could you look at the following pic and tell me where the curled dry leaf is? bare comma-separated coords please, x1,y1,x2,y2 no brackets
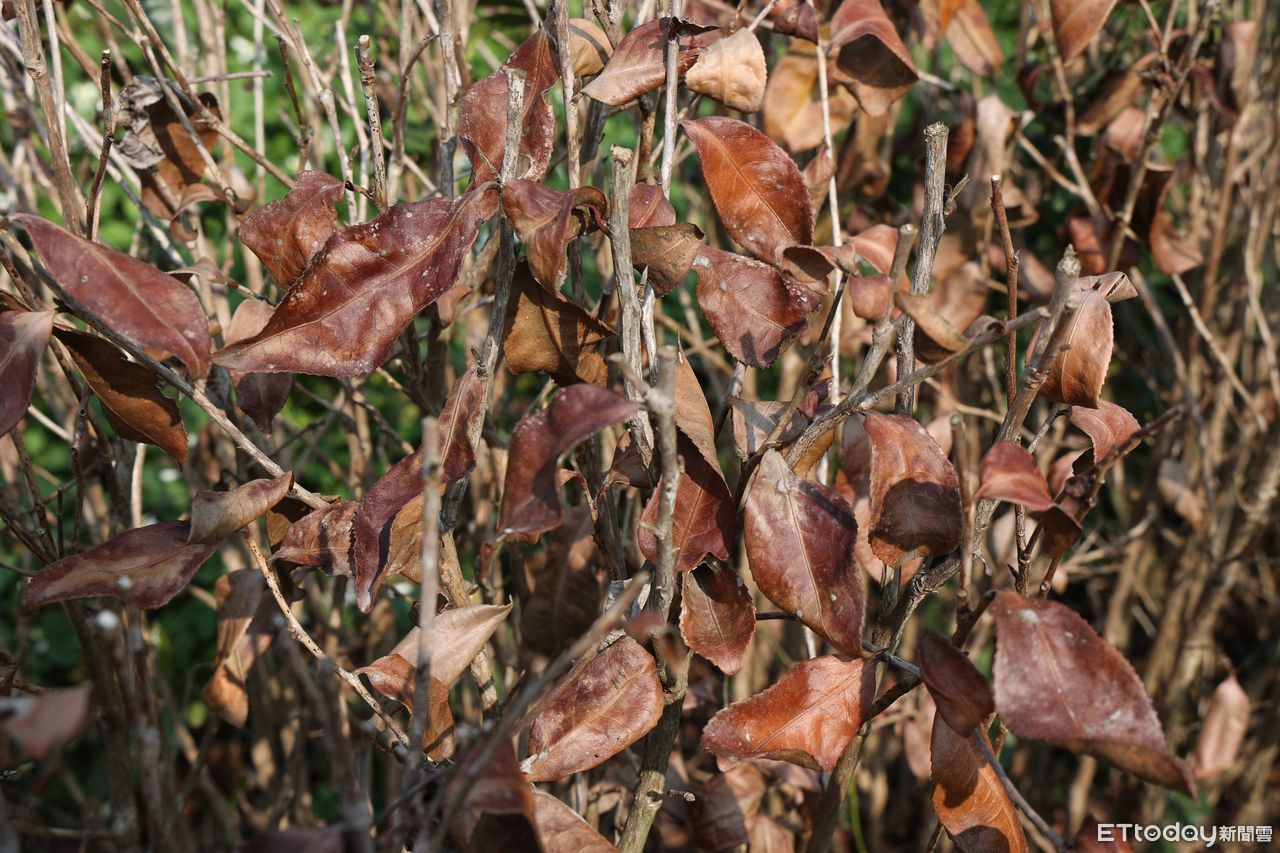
685,28,767,113
1194,674,1249,779
802,147,836,217
930,718,1030,853
919,633,994,736
974,442,1056,511
991,590,1194,794
355,653,455,756
864,412,963,567
202,570,275,727
502,180,607,289
946,0,1004,78
694,246,821,368
523,635,663,782
458,30,559,184
579,18,712,106
0,309,54,436
628,183,677,228
829,0,919,117
895,291,972,362
568,18,612,77
1068,400,1140,471
701,655,875,773
532,791,617,852
764,44,858,153
744,449,864,656
499,385,639,540
238,170,344,286
214,186,498,378
224,297,292,434
680,563,756,675
638,434,736,573
683,116,813,263
187,472,293,545
273,501,357,577
848,275,893,322
56,328,189,466
502,262,614,386
3,685,94,761
15,214,211,379
1034,288,1114,408
774,2,819,42
24,521,218,611
1050,0,1119,64
629,223,704,295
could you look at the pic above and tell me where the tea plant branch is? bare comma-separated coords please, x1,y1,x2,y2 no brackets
86,50,115,242
810,0,846,402
355,36,388,211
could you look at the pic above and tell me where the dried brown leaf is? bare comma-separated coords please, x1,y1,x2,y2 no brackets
919,633,994,735
685,28,767,113
239,170,344,286
930,718,1029,853
830,0,919,116
680,563,756,675
188,472,293,545
0,309,54,436
1194,674,1249,779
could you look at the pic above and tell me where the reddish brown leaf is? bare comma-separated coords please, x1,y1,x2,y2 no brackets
774,2,819,42
499,385,639,541
579,19,712,106
895,291,973,362
690,764,765,851
354,654,454,757
864,412,963,567
24,521,218,611
1035,289,1114,408
829,0,919,116
919,633,994,736
444,739,540,850
1068,400,1139,472
503,180,607,289
763,45,858,153
202,570,275,727
991,590,1194,793
701,655,874,773
1194,674,1249,779
974,442,1056,511
502,263,614,386
685,28,767,113
947,0,1004,78
694,246,821,368
683,117,813,263
0,309,53,435
188,472,293,545
3,685,93,761
630,223,704,296
680,563,756,675
522,635,663,781
930,718,1029,853
224,297,292,434
239,170,344,286
213,185,498,378
628,183,677,228
458,30,559,184
1050,0,1119,63
802,147,836,217
273,501,357,577
743,449,864,656
532,791,617,852
639,434,736,572
14,214,210,379
521,506,603,658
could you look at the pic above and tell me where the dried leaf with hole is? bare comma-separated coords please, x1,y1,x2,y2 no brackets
864,412,963,567
0,309,54,436
919,633,994,735
224,297,292,434
24,521,218,611
239,170,344,286
1194,674,1249,779
764,44,858,153
701,655,874,773
685,28,767,113
187,473,293,545
15,214,211,379
579,18,713,106
213,186,498,378
829,0,919,116
680,563,756,675
522,635,663,781
930,718,1029,853
683,116,813,263
1034,288,1114,408
502,180,606,289
744,449,864,656
502,263,614,386
991,591,1194,793
3,685,94,761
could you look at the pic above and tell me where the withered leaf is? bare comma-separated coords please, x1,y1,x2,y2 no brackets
523,635,663,782
919,633,994,736
1068,400,1139,471
0,309,54,436
830,0,919,116
701,655,874,773
15,214,210,379
683,116,813,263
532,791,617,852
354,654,455,757
502,180,606,289
774,2,819,42
680,563,756,675
3,685,93,761
638,434,736,573
568,18,613,77
744,449,864,656
930,718,1029,853
579,18,712,106
188,472,293,545
864,412,963,567
214,186,498,378
224,297,291,434
1157,459,1206,531
1035,289,1114,408
202,570,275,727
521,506,602,658
685,28,767,113
239,170,344,286
628,183,677,228
1050,0,1119,63
24,521,218,611
502,262,614,386
974,442,1056,512
630,223,704,296
1194,674,1249,779
498,385,639,541
947,0,1004,78
690,764,765,851
694,246,821,368
459,30,559,184
763,45,858,153
273,501,357,577
803,147,836,217
444,739,541,850
991,590,1194,793
895,291,973,362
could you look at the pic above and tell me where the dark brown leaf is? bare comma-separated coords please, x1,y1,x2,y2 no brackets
991,590,1194,793
701,655,874,772
744,449,864,656
188,472,293,545
521,506,603,658
15,214,210,379
680,563,756,675
502,262,614,386
774,2,819,42
24,521,218,611
830,0,919,116
239,170,344,286
638,434,736,573
213,185,498,378
0,309,54,436
919,633,994,736
224,296,292,434
502,180,607,289
930,718,1029,853
444,739,541,850
690,764,765,851
523,636,663,781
